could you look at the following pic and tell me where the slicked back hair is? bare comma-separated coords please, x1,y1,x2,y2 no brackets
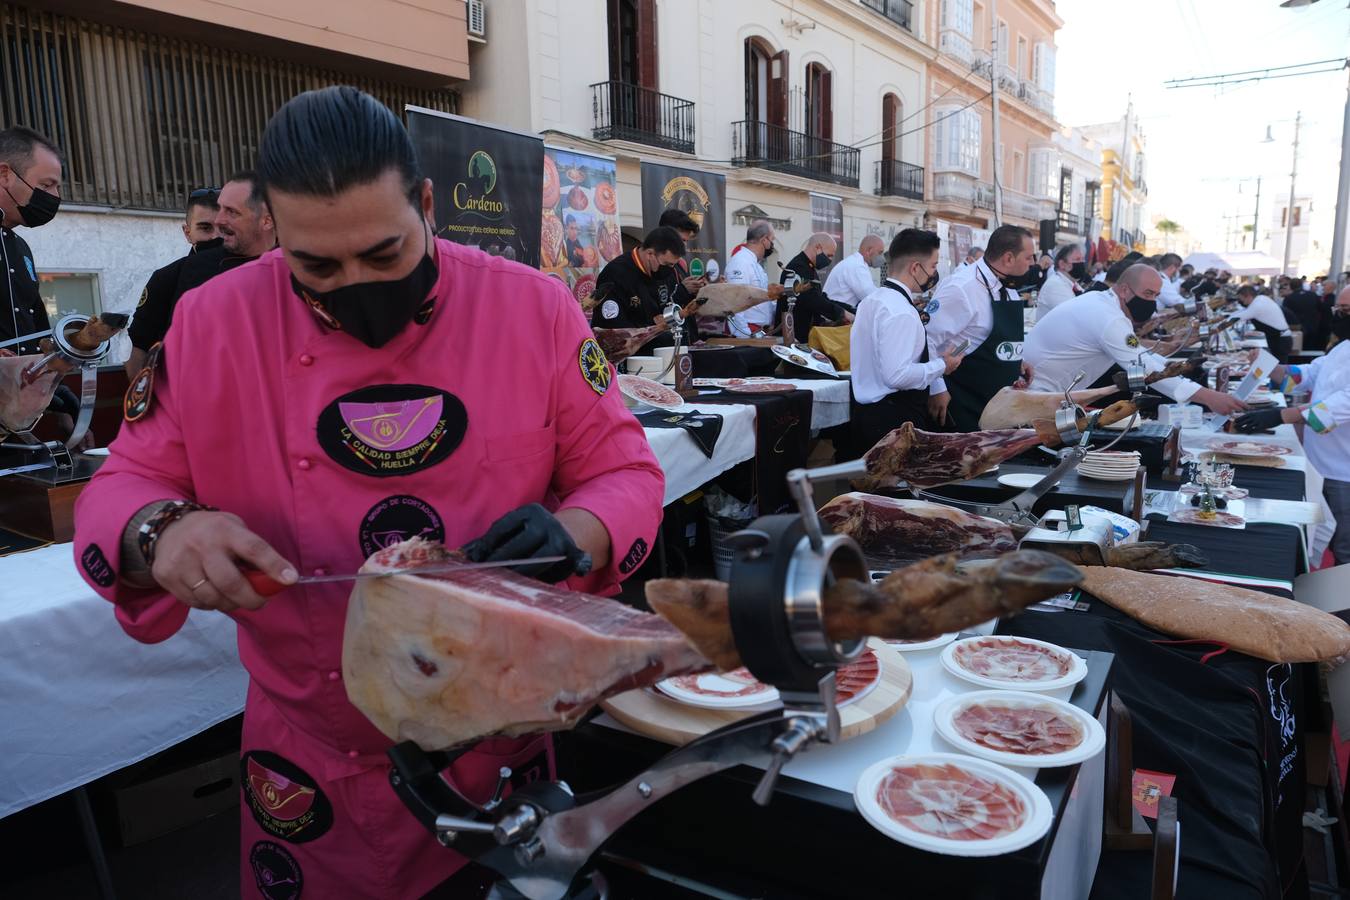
986,225,1032,262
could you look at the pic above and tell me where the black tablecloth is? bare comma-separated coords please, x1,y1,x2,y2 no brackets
694,389,813,515
688,346,779,379
0,527,46,557
1231,466,1306,502
1144,519,1304,589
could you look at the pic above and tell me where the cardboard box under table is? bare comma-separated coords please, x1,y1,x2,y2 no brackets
563,645,1114,899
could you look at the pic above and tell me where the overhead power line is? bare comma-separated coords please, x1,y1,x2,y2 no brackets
1164,57,1347,89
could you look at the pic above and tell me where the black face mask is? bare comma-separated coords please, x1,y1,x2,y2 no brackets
5,170,60,228
291,225,438,348
813,252,832,270
986,261,1021,290
915,262,940,293
763,242,776,259
1126,293,1157,325
1069,262,1089,281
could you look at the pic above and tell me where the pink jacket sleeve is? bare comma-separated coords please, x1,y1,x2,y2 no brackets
72,318,197,643
546,286,665,594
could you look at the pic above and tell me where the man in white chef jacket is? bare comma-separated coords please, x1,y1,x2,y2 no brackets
1231,284,1294,363
1024,264,1248,414
850,228,965,454
823,234,885,312
1236,287,1350,562
724,219,776,337
1035,243,1085,321
1155,253,1186,312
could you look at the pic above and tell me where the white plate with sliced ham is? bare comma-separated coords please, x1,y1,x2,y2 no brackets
655,648,883,711
886,632,959,653
617,374,684,411
854,753,1053,856
933,691,1105,769
941,635,1087,693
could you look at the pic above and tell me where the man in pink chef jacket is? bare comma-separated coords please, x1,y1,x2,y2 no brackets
72,86,665,899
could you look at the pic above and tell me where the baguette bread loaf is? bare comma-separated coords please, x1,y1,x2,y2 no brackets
1079,566,1350,664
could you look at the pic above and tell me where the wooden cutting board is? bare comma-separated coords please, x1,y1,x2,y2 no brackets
600,639,912,746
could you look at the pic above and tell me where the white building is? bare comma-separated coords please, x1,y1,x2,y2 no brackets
1268,193,1331,277
1078,104,1148,251
458,0,937,265
1049,125,1102,249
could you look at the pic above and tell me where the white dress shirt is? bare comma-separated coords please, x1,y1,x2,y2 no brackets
925,258,1014,396
1035,269,1079,321
1294,339,1350,481
1156,273,1184,311
1235,295,1291,335
724,245,773,336
822,251,877,310
851,279,947,404
1023,289,1202,403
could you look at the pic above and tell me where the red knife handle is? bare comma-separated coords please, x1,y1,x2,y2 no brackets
244,568,289,597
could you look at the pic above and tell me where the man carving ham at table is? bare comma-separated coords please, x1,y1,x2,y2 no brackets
71,86,664,899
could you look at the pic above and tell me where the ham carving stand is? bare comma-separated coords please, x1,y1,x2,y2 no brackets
388,490,869,900
0,313,122,477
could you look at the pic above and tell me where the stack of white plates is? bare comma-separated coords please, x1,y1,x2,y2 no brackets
1076,450,1140,482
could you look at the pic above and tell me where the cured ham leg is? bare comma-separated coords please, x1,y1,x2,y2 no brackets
820,493,1017,565
1110,357,1200,393
979,386,1118,430
592,324,668,363
646,550,1083,671
857,423,1044,490
694,282,791,317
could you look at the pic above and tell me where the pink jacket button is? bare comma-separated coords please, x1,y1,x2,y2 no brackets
328,670,340,682
313,567,329,577
297,458,312,471
299,353,314,366
347,750,358,759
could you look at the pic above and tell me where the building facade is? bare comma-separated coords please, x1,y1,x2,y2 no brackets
922,0,1062,267
1,0,464,362
1050,124,1101,249
459,0,937,272
1079,104,1148,253
1268,193,1332,277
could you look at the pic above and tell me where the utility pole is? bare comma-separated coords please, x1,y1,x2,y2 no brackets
1252,176,1261,251
1330,65,1350,285
989,0,1003,226
1282,111,1301,276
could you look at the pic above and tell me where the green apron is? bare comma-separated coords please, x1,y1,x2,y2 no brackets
944,270,1025,431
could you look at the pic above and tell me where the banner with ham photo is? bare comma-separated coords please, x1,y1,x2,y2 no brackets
541,147,620,311
406,107,544,267
640,162,725,283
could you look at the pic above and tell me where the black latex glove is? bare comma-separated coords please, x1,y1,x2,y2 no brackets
1231,408,1285,434
462,503,592,583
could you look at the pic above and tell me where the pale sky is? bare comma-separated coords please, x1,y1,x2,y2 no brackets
1053,0,1349,255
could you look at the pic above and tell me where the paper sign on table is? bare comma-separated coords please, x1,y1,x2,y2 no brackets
1206,349,1278,432
1132,769,1177,820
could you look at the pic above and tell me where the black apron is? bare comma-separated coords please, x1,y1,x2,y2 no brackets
1248,316,1292,364
850,281,932,457
943,269,1025,431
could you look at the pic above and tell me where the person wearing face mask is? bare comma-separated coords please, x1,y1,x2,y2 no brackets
1155,253,1186,312
72,86,664,899
849,229,964,452
823,234,885,312
126,173,278,377
1034,243,1086,321
0,127,62,359
924,224,1038,431
592,225,688,350
125,188,220,378
776,232,852,343
724,219,776,336
1024,264,1248,415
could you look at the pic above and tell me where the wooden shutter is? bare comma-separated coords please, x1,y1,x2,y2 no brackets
637,0,659,90
820,68,833,144
606,0,622,82
768,49,789,128
882,94,897,162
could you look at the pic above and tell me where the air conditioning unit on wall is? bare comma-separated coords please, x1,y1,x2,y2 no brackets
468,0,486,38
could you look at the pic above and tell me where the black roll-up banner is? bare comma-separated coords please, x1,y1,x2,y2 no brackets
640,161,726,282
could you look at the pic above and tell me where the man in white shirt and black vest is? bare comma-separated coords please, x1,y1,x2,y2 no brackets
849,229,965,456
925,224,1037,431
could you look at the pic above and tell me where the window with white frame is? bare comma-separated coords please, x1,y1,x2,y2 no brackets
942,0,974,37
933,104,981,176
1033,42,1057,93
997,21,1009,66
1027,147,1059,199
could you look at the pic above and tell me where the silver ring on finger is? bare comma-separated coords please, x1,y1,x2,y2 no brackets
189,577,209,591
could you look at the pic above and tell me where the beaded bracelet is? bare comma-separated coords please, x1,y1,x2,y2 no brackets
137,500,218,569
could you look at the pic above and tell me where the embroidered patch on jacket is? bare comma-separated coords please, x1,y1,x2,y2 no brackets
617,537,649,575
1126,334,1140,348
578,338,612,395
80,543,115,587
315,384,467,477
413,296,435,325
240,750,334,844
124,342,164,422
249,840,304,900
359,495,446,557
1305,402,1336,434
137,286,148,309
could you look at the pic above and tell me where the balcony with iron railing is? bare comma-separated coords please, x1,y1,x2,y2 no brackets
591,81,695,154
995,63,1019,92
874,160,924,201
974,180,996,210
731,120,861,188
860,0,913,32
1016,81,1054,116
930,171,977,206
1118,227,1146,247
1056,209,1083,235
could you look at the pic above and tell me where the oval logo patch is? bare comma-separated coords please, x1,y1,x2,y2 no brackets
994,341,1024,362
249,840,304,900
359,495,446,557
240,750,333,844
316,384,466,477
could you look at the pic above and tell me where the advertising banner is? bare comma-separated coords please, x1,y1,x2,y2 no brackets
640,162,726,281
541,146,620,308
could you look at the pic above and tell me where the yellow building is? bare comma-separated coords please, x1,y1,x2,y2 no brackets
1080,105,1148,252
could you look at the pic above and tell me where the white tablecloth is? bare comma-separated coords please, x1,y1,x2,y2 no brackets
645,401,758,506
772,378,851,430
0,544,247,819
